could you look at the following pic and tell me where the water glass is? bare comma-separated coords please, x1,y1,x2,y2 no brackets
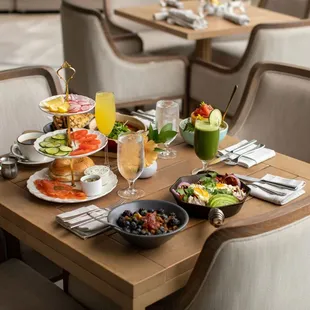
156,100,179,159
117,132,145,199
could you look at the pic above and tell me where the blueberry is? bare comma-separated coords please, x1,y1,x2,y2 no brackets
117,216,125,227
131,222,137,230
160,226,166,233
122,210,132,217
157,208,165,214
139,209,147,216
125,221,131,227
156,229,163,235
160,214,168,221
169,218,180,226
169,212,176,217
148,209,155,213
136,228,142,234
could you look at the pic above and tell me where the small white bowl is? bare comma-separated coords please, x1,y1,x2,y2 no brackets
84,165,110,185
80,175,102,197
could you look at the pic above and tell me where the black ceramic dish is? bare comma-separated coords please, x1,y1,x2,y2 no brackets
108,200,189,249
169,172,250,219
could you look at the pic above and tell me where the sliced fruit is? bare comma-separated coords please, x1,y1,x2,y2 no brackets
44,137,55,143
53,134,67,140
57,140,67,146
45,147,60,155
209,194,239,208
55,151,69,156
39,142,50,148
209,109,222,128
46,142,61,148
59,146,72,152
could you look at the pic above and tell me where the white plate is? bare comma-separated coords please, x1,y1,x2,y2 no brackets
17,157,54,165
34,129,107,159
27,168,118,203
39,94,95,116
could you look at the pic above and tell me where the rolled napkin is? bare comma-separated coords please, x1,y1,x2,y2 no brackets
168,9,208,30
153,11,169,21
166,0,184,9
248,175,306,205
56,205,110,239
223,12,250,25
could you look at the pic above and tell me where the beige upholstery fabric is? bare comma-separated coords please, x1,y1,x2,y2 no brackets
191,23,310,117
105,0,196,55
0,259,84,309
68,275,121,310
61,1,186,102
0,0,14,11
230,66,310,163
186,215,310,310
0,74,55,155
263,0,310,18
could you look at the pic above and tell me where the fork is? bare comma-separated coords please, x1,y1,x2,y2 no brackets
251,184,286,197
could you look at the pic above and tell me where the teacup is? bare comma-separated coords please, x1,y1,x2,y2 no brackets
11,132,46,162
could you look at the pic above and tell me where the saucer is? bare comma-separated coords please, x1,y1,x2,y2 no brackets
17,156,54,166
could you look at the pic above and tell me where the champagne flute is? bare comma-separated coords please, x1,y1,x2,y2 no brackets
95,92,116,167
192,119,219,175
156,100,179,159
117,132,145,199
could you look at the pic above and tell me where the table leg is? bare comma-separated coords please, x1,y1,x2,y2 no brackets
195,38,212,62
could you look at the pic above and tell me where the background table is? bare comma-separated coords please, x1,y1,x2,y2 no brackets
115,1,298,61
0,136,310,310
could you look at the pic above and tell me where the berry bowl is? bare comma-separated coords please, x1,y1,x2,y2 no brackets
107,200,189,249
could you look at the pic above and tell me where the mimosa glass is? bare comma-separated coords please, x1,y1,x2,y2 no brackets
192,119,219,175
117,132,145,199
156,100,179,159
95,92,116,167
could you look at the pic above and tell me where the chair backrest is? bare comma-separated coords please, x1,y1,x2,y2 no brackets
176,197,310,310
215,21,310,117
259,0,310,19
61,0,125,98
0,67,62,155
104,0,158,33
230,62,310,163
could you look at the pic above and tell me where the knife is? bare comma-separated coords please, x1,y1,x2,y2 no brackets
131,111,155,122
210,140,258,165
233,174,297,191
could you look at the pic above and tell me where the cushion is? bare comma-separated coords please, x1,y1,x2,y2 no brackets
0,259,84,310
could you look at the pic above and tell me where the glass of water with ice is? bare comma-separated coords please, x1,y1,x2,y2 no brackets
155,100,179,159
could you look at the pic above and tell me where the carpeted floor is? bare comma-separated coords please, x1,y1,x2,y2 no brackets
0,13,63,71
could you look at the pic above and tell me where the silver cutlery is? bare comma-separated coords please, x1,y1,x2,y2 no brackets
234,174,297,191
224,144,265,166
251,184,287,197
137,110,156,119
131,111,156,123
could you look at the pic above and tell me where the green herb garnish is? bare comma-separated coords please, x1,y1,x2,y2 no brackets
184,122,195,132
108,121,130,140
148,123,177,144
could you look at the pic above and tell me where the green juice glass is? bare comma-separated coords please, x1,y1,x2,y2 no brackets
192,120,219,175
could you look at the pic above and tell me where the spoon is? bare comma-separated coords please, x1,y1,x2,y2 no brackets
222,85,238,124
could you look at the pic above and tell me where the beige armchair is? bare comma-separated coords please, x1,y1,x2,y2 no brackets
190,21,310,119
0,66,63,280
104,0,196,56
230,62,310,163
65,197,310,310
61,0,189,114
212,0,310,68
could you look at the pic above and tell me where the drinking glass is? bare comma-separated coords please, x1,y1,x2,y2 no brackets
192,119,219,175
117,132,145,199
156,100,179,159
95,92,116,167
198,0,206,17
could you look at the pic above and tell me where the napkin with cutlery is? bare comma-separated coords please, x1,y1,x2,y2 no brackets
56,205,110,239
247,175,306,205
218,140,276,168
132,109,156,128
223,12,250,25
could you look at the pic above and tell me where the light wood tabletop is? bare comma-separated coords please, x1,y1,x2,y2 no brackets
115,1,298,61
0,135,309,310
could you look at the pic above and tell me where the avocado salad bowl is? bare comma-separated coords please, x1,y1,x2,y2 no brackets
170,171,250,218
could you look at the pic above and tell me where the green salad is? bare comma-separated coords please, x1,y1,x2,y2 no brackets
108,121,130,140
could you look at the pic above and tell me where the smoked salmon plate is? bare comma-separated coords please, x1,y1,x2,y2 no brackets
34,129,107,159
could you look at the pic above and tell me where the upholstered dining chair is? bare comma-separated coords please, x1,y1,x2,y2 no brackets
0,66,64,280
64,196,310,310
103,0,196,56
212,0,310,68
190,20,310,119
229,62,310,163
61,0,189,115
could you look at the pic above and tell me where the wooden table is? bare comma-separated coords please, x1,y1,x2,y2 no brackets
1,135,310,310
115,1,298,61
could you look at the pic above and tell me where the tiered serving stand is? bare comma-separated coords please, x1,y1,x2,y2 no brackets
27,62,118,203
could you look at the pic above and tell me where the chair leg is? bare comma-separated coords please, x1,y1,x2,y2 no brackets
63,269,70,294
3,230,22,260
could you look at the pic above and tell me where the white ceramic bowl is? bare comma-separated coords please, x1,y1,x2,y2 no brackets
84,165,110,185
80,175,102,197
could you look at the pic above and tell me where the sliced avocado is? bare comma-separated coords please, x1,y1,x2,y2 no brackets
209,194,239,208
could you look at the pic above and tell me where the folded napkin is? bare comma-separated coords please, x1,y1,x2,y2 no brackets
132,109,156,128
223,12,250,25
168,9,208,30
165,0,184,9
56,205,110,239
249,175,306,205
218,140,276,168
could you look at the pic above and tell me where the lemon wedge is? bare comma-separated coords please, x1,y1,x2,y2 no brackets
58,102,69,113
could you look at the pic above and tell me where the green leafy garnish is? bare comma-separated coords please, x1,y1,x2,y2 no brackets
148,123,177,145
199,176,216,189
184,122,195,132
108,121,130,140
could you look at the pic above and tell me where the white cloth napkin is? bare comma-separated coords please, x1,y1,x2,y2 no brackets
56,205,110,239
218,140,276,168
167,9,208,30
249,175,306,205
223,12,250,25
165,0,184,9
132,109,156,128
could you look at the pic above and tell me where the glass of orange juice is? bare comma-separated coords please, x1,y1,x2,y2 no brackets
95,92,116,167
